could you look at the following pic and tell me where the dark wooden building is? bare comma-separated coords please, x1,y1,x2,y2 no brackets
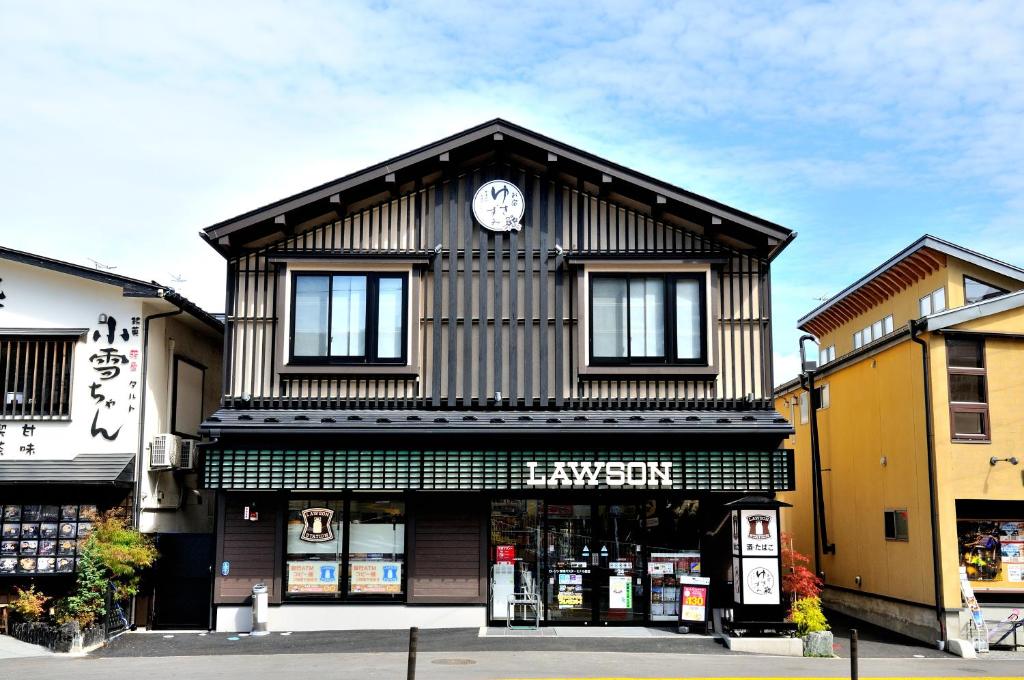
199,119,796,631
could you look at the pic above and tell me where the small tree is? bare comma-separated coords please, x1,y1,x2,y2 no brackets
781,532,822,601
9,584,49,622
55,510,157,628
789,596,830,636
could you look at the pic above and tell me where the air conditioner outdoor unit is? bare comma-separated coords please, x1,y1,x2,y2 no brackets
150,434,179,470
175,439,198,471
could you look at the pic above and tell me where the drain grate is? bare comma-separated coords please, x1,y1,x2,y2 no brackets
430,658,477,666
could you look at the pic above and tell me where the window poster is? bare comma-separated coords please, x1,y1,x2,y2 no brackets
680,576,711,623
958,519,1024,582
0,503,95,574
556,571,583,608
609,575,632,610
287,561,340,594
349,561,402,594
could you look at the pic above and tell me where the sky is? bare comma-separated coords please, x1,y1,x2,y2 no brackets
2,0,1023,385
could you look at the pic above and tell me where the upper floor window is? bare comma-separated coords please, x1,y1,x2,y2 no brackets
853,314,894,350
964,276,1008,305
1,335,75,420
291,272,407,364
590,273,705,365
919,288,946,317
818,345,835,366
946,336,988,441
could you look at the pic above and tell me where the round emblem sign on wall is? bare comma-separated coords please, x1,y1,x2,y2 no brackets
472,180,524,232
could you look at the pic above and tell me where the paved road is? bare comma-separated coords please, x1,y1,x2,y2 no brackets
1,650,1021,679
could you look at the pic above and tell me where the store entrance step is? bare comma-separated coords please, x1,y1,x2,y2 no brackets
478,626,703,638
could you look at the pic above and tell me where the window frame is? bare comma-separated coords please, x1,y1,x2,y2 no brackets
587,272,708,367
282,493,408,603
288,271,409,366
946,335,990,442
883,508,909,541
0,334,77,421
963,275,1008,305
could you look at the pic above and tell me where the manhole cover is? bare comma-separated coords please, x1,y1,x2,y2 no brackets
431,658,477,666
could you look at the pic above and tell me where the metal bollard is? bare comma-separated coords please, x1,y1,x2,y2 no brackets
407,626,418,680
850,628,858,680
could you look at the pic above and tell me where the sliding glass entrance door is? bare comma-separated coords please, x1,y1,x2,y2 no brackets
544,504,593,622
595,504,644,623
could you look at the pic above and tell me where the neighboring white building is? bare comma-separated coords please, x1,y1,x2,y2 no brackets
0,246,222,629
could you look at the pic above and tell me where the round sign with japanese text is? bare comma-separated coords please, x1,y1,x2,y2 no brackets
472,180,524,232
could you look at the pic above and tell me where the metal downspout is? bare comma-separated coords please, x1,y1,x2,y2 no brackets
910,319,948,645
799,335,835,573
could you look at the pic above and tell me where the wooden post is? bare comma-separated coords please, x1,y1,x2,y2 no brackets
850,628,858,680
407,626,419,680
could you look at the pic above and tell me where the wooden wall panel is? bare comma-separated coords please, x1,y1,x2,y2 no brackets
222,160,775,410
408,502,485,603
214,494,281,605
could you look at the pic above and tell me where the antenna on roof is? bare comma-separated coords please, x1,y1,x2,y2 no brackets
88,258,117,271
813,294,831,302
169,273,187,284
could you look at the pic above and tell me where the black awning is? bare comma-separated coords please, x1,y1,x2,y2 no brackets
202,408,793,437
0,453,135,485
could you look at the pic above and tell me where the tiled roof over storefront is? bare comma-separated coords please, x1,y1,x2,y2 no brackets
0,452,135,485
202,408,793,436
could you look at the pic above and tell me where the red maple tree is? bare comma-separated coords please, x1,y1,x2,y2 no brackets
781,532,822,600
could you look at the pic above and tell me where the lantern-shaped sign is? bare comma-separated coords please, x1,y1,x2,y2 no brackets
726,496,789,608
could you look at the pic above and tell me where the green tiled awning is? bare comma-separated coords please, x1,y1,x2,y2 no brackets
203,449,794,493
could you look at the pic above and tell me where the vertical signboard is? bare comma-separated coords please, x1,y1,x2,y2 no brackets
730,503,782,607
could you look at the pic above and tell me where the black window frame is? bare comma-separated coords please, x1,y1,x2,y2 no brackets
282,493,408,603
588,272,708,367
963,275,1009,305
883,508,909,541
288,271,409,366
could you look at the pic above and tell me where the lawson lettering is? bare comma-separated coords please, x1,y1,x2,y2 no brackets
525,461,672,487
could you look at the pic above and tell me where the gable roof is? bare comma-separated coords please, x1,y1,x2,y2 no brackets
798,235,1024,338
200,118,794,259
0,245,223,332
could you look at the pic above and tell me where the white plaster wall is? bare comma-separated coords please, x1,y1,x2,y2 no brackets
216,604,487,632
0,260,145,460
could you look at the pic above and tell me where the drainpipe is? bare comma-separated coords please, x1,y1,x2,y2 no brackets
799,335,835,573
909,319,947,646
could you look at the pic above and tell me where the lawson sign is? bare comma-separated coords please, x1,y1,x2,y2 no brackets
525,461,672,487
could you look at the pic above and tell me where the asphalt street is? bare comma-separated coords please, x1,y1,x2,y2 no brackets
2,649,1022,679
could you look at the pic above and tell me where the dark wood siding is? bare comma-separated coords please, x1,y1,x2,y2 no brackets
407,499,485,603
223,157,773,410
214,493,282,605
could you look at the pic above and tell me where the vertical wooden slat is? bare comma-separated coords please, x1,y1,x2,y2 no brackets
58,340,68,417
508,169,523,406
431,183,443,407
554,185,564,407
523,174,535,406
538,177,550,406
494,206,504,404
762,260,774,407
477,171,490,404
447,178,458,406
738,257,747,400
747,256,757,401
462,174,474,407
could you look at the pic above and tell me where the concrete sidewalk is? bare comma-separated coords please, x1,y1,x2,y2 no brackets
0,634,53,660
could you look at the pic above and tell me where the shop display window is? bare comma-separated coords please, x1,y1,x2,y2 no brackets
348,499,405,597
0,504,95,575
958,519,1024,584
285,499,344,597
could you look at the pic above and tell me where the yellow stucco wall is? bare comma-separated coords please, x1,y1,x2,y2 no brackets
928,306,1024,604
778,340,937,605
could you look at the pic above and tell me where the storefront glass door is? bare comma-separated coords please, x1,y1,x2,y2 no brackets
544,504,593,622
595,504,644,624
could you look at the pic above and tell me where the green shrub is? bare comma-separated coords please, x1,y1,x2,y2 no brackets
55,510,157,628
10,585,49,622
789,596,829,636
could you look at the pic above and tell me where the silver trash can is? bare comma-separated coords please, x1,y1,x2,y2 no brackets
251,583,270,636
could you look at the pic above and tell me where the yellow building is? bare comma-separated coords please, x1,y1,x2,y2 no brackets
776,235,1024,649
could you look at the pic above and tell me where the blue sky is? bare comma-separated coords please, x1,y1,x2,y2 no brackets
2,1,1022,383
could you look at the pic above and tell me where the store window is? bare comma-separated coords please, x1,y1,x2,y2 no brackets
290,272,407,364
883,509,909,541
348,499,405,597
958,518,1023,583
590,273,706,365
964,276,1008,305
1,335,76,419
946,336,989,441
285,499,344,597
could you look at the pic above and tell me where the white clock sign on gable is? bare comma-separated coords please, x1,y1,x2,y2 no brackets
472,180,524,232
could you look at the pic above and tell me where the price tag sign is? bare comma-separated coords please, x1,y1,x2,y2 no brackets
679,575,711,623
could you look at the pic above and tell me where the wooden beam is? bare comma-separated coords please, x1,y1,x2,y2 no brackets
493,132,504,141
274,215,286,225
329,194,341,204
601,173,613,184
547,152,558,162
439,151,450,162
384,172,396,183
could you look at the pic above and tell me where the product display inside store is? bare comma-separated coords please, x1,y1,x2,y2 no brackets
958,519,1024,584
